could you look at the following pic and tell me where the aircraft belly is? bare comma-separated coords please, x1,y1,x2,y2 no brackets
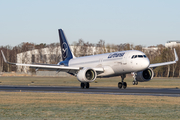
112,65,124,74
111,64,132,74
97,66,115,76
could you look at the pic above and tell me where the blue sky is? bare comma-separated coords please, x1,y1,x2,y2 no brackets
0,0,180,47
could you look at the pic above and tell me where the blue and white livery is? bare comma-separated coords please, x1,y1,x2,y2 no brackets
1,29,178,89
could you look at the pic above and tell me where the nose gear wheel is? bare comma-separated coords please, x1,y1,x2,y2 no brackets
132,72,138,85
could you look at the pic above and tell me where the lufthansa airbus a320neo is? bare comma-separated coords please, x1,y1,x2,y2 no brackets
1,29,178,89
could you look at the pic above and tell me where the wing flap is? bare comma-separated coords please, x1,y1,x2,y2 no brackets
17,63,80,71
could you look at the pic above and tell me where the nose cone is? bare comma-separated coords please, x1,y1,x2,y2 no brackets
141,58,150,69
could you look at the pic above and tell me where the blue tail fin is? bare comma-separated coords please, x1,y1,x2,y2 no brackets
58,29,75,62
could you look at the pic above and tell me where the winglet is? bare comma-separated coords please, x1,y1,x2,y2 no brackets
149,48,178,68
1,50,7,63
1,50,16,65
174,48,178,62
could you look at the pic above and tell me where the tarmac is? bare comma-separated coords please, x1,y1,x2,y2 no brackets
0,86,180,97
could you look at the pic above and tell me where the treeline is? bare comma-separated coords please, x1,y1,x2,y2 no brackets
1,40,180,77
0,42,48,72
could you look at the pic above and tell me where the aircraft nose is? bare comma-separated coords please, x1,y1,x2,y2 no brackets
141,58,150,69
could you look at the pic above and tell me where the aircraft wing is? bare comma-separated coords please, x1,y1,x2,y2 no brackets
149,48,178,68
1,50,104,74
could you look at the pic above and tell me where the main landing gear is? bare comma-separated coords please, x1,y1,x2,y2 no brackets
118,74,127,89
131,72,138,85
80,82,90,89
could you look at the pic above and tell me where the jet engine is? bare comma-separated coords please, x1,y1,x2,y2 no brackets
136,68,154,82
77,68,97,82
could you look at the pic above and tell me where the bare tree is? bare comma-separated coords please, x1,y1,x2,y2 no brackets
96,40,106,54
47,43,56,64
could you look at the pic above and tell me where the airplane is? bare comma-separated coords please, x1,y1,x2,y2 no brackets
1,29,179,89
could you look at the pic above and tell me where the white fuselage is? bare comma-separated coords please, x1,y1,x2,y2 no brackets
69,50,150,77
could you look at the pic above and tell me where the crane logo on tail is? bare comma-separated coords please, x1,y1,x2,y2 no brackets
62,42,68,59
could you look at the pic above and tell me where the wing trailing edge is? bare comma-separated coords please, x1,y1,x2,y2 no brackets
1,50,104,73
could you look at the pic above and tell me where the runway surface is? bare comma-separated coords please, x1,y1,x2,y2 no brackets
0,85,180,97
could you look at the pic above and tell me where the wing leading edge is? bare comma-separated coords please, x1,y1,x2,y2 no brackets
149,48,178,68
1,50,104,74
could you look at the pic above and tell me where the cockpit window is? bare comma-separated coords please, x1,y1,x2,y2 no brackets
138,55,143,58
131,55,147,59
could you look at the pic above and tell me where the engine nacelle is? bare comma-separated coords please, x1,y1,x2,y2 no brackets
136,68,154,82
77,68,97,82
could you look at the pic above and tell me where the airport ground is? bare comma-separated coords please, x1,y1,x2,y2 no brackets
0,76,180,88
0,76,180,119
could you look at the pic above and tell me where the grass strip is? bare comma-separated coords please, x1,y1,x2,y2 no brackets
0,91,180,120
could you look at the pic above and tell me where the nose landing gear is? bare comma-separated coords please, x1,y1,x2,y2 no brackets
132,72,138,85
